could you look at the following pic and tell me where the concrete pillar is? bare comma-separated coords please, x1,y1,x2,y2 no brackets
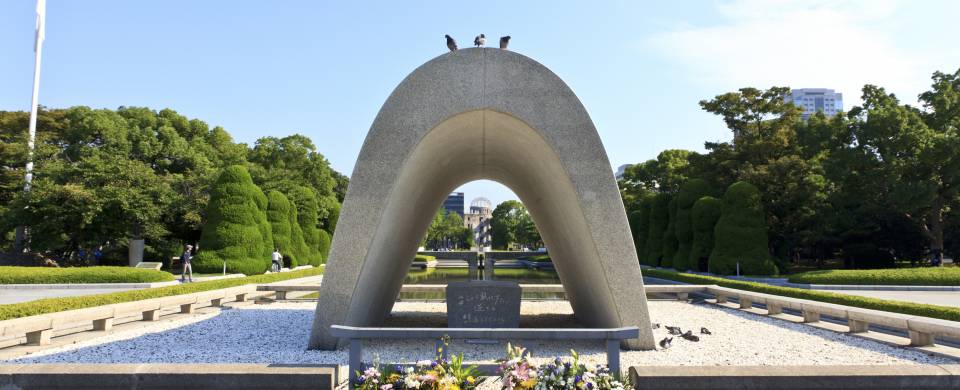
25,329,51,346
739,298,753,309
766,303,782,315
211,298,223,307
236,293,247,302
676,292,688,301
142,310,160,322
128,239,145,267
848,319,868,333
93,318,113,331
909,330,934,347
802,310,820,323
716,294,728,304
180,304,194,314
467,258,478,280
483,258,495,280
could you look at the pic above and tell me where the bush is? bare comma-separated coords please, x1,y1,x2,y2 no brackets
788,267,960,286
673,179,712,271
287,185,324,266
0,266,175,284
0,268,323,321
644,194,671,266
266,190,311,268
642,268,960,322
709,181,777,275
193,166,273,275
688,196,722,272
661,197,679,267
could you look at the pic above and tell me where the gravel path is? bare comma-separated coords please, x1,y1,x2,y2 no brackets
5,301,953,368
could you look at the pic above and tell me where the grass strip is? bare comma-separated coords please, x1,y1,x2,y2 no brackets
0,268,323,321
0,266,175,284
787,267,960,286
643,268,960,322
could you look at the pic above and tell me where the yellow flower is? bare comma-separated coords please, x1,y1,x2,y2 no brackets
520,379,537,389
466,376,475,384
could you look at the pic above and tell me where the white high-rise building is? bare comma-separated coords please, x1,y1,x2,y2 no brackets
789,88,843,119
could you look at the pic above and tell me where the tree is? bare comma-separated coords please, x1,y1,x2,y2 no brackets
514,209,542,249
644,194,671,266
317,229,332,262
673,179,713,271
689,196,721,272
491,200,523,249
710,181,777,275
194,166,273,274
661,197,679,268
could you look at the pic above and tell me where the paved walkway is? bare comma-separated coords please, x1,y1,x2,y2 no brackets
819,289,960,308
0,287,145,304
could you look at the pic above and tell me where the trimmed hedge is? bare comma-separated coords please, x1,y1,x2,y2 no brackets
710,181,777,275
266,190,311,268
788,267,960,286
688,196,721,272
642,268,960,322
0,266,175,284
287,185,324,266
673,179,712,271
194,165,273,275
661,197,679,267
0,268,323,321
318,229,332,263
631,196,653,263
644,194,670,266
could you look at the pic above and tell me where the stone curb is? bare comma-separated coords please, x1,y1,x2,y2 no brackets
0,281,181,290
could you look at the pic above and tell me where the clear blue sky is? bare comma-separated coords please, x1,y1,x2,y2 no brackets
2,0,958,209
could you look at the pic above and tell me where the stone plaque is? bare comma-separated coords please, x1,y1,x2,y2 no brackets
446,280,521,328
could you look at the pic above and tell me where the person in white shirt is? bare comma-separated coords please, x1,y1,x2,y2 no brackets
271,248,283,272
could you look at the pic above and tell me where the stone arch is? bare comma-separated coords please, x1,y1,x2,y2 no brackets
310,48,655,350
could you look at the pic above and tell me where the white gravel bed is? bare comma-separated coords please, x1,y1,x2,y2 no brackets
4,301,953,368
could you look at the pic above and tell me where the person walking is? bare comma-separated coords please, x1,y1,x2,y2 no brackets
272,248,283,272
181,244,194,283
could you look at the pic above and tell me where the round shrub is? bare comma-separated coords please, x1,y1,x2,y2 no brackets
673,179,712,271
709,181,777,275
661,197,679,268
689,196,722,272
194,165,273,275
644,194,671,266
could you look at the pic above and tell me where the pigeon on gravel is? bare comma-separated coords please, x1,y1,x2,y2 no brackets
681,330,700,342
666,325,682,335
652,323,661,329
445,35,458,51
499,35,511,49
474,34,486,47
700,327,712,335
659,337,673,349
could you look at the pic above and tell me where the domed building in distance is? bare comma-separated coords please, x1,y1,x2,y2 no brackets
465,197,493,251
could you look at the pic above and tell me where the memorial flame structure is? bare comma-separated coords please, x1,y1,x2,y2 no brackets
309,48,655,350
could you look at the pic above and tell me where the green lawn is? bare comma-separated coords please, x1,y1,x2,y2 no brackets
0,267,323,321
0,266,175,284
787,267,960,286
642,268,960,322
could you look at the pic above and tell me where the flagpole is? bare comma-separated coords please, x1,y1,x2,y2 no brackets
15,0,46,252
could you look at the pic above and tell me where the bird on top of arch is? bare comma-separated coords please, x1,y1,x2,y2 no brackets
445,34,511,51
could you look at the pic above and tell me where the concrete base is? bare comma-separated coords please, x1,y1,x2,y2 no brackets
92,318,113,332
0,364,336,390
310,48,655,350
630,365,960,390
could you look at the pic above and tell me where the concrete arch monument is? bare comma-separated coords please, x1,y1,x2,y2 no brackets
309,48,655,350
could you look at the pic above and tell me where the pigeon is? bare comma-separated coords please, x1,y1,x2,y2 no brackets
659,337,673,349
666,326,682,335
700,327,712,335
474,34,486,47
445,35,458,51
499,35,511,50
681,330,700,342
651,323,661,329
